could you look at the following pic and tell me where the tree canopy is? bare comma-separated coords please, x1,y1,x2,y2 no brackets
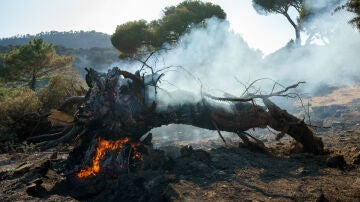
111,0,226,58
339,0,360,30
0,38,74,90
252,0,304,45
298,1,342,45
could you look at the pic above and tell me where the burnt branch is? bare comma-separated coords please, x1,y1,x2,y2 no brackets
203,81,306,102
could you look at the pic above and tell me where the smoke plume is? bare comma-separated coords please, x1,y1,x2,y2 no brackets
109,2,360,150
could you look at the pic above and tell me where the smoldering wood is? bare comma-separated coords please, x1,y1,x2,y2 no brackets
28,67,324,174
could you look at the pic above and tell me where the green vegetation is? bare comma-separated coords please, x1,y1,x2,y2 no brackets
338,0,360,29
38,73,87,112
0,87,41,149
111,0,226,58
0,39,88,148
0,88,41,125
0,38,74,90
252,0,356,46
298,1,342,45
0,71,86,148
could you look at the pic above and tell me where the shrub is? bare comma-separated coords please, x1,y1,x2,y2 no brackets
38,72,87,112
0,88,41,125
0,88,41,146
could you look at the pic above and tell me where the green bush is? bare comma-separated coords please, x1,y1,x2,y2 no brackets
0,88,41,148
0,88,41,125
38,72,87,111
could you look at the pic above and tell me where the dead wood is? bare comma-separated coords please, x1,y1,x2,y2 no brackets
58,96,85,111
263,98,324,154
28,67,324,175
37,125,83,151
42,68,322,151
26,127,70,143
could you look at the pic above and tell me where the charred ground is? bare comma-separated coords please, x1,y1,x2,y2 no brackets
1,127,360,201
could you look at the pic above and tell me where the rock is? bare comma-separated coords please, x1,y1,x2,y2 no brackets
326,155,346,169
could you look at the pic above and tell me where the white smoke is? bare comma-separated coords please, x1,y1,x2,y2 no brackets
141,13,360,108
108,4,360,150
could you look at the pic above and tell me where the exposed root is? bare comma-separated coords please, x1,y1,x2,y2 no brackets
27,127,70,143
37,125,82,151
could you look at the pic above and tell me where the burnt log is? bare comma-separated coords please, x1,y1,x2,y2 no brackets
33,67,324,176
263,98,323,154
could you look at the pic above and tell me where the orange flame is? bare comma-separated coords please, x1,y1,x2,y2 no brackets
76,137,142,178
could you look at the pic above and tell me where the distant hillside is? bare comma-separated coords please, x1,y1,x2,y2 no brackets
54,46,119,76
0,45,119,76
0,31,113,49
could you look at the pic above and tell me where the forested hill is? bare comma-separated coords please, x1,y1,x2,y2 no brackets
0,31,113,49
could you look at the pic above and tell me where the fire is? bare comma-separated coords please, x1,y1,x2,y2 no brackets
76,137,143,178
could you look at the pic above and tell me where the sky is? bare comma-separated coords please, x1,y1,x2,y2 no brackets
0,0,298,55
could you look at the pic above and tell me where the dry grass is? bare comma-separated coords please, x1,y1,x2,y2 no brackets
310,85,360,107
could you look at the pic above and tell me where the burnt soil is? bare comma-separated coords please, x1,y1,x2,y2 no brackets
1,86,360,201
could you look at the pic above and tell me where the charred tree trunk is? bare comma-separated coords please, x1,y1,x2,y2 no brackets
30,67,324,176
262,98,323,154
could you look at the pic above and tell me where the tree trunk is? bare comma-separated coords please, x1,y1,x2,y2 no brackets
31,67,324,175
29,73,36,91
283,12,301,46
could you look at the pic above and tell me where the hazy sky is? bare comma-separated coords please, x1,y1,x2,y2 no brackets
0,0,297,54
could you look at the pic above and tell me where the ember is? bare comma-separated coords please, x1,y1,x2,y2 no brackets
76,137,143,178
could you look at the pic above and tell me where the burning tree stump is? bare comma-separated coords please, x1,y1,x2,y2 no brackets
28,67,324,178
